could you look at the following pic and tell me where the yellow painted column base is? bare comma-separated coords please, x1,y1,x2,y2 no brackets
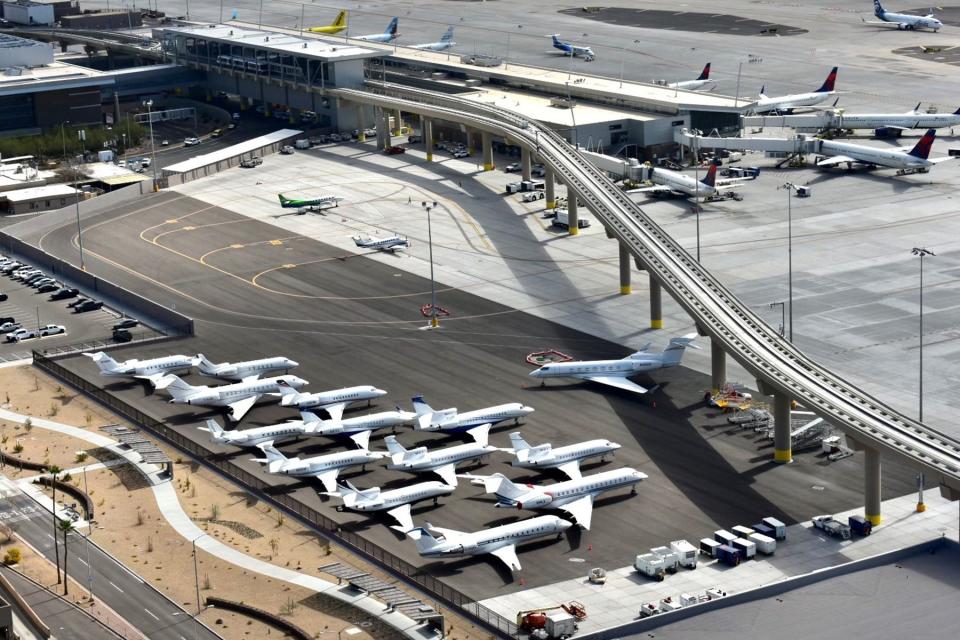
620,285,632,295
426,153,433,162
774,448,793,463
866,514,882,526
916,502,927,513
393,129,401,136
430,316,440,328
650,319,663,329
710,387,720,395
484,163,494,171
545,200,556,209
358,134,366,142
568,227,579,236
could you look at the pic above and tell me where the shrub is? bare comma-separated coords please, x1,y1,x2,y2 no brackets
74,451,88,463
210,504,220,520
23,418,32,432
3,548,21,565
12,444,23,454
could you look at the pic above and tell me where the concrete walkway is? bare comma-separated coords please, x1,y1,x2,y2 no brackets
0,407,439,640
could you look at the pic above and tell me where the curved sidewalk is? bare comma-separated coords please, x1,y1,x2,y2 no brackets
0,407,438,640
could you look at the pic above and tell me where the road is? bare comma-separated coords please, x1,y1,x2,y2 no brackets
0,477,221,640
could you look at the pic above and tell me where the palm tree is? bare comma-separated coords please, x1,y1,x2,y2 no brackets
57,518,74,596
48,465,62,585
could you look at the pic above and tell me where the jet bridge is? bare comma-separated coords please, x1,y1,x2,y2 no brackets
675,128,820,155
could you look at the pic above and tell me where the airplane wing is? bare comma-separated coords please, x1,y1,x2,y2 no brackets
559,495,595,530
432,464,459,487
323,402,346,422
387,503,414,533
626,185,673,195
815,155,857,167
349,430,371,450
489,544,522,571
312,469,341,493
242,374,261,383
928,156,958,165
137,372,169,388
227,394,260,422
580,375,648,394
556,460,582,480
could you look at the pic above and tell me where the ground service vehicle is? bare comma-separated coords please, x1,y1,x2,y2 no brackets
699,538,720,557
732,537,756,559
386,146,406,155
848,515,873,536
670,540,698,568
635,553,667,581
649,546,680,573
762,517,787,540
240,157,263,168
552,209,591,229
748,532,776,554
812,515,851,539
715,544,742,566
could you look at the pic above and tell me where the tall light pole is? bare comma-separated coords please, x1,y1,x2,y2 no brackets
912,247,934,423
692,129,701,261
72,132,86,272
780,182,799,341
143,99,158,182
422,201,439,328
190,533,208,640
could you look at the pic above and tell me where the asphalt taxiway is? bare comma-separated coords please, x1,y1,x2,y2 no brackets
25,191,918,601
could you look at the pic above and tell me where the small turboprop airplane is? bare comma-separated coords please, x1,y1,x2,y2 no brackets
200,418,307,448
627,164,754,200
352,234,410,252
195,354,298,381
464,468,647,530
308,10,348,34
753,67,838,113
507,432,621,479
329,480,456,532
528,334,699,394
384,424,501,486
355,17,399,43
253,442,384,492
277,194,343,212
550,34,595,61
411,395,535,433
666,63,714,91
862,0,942,31
83,351,195,386
277,381,387,421
411,27,456,51
815,128,956,173
406,515,572,571
300,408,417,449
160,374,309,422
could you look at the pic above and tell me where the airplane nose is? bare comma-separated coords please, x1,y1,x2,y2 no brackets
288,360,300,367
523,406,535,414
374,388,388,397
557,519,573,531
528,370,540,377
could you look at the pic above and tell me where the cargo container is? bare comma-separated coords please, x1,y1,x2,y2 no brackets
732,537,756,559
748,532,776,555
635,553,667,581
294,139,311,149
699,538,721,557
762,517,787,540
751,523,776,538
731,525,755,539
848,515,873,537
670,540,698,569
714,529,737,546
715,544,742,567
545,612,577,638
650,546,679,573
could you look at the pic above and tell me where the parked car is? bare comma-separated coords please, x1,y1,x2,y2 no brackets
112,318,139,330
329,133,342,142
161,139,170,146
210,128,223,138
36,282,59,293
184,137,200,146
232,112,241,121
279,145,295,154
0,317,14,325
363,127,377,137
140,157,152,168
1,263,23,274
66,297,89,308
30,277,55,288
0,293,6,302
5,328,38,342
407,134,422,144
239,156,263,168
385,146,406,155
113,329,133,343
227,123,237,130
50,288,79,301
505,163,521,173
74,300,103,313
14,270,41,281
0,321,21,332
38,324,65,337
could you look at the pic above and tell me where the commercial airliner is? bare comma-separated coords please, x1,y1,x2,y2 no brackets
667,63,713,91
627,164,755,200
862,1,942,31
407,515,572,571
528,334,699,394
355,18,399,43
83,352,195,386
508,433,621,479
411,27,456,51
550,34,595,61
278,194,342,210
816,129,956,172
465,468,647,530
753,67,838,113
308,10,348,34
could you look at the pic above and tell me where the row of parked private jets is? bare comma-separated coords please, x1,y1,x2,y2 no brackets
82,336,696,570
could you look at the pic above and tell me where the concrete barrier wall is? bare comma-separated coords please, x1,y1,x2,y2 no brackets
168,135,298,184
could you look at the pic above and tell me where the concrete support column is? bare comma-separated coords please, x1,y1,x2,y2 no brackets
649,274,662,328
466,128,475,156
619,242,631,295
545,169,556,208
481,132,494,171
521,146,532,181
424,118,434,162
567,192,580,236
394,109,403,136
382,110,392,149
864,446,882,526
711,339,726,395
773,393,793,464
357,105,367,142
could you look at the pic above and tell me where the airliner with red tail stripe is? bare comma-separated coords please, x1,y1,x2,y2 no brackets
626,163,756,199
816,129,956,172
753,67,838,113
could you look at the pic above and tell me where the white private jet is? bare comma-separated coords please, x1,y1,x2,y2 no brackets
407,515,572,571
195,354,298,381
862,1,942,31
277,381,387,421
528,334,699,394
83,351,195,386
200,418,307,448
384,424,501,486
160,374,308,422
352,235,410,252
300,408,417,449
355,17,399,43
550,34,594,61
753,67,838,113
816,128,955,173
411,27,456,51
253,442,384,492
329,480,456,532
666,63,714,91
627,164,754,200
464,468,647,530
508,432,621,479
411,395,535,433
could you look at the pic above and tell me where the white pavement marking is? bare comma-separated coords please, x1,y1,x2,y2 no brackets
109,581,124,593
144,608,159,621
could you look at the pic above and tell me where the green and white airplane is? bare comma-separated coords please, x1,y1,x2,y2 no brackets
277,193,343,211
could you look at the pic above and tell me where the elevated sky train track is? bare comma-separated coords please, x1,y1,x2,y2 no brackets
334,84,960,495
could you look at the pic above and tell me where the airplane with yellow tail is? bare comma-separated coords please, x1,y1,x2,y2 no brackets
309,10,348,34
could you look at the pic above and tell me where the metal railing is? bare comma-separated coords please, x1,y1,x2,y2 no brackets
31,350,519,639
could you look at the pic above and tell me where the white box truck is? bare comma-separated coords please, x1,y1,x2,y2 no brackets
670,540,698,569
295,139,311,149
748,532,776,555
552,209,591,230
